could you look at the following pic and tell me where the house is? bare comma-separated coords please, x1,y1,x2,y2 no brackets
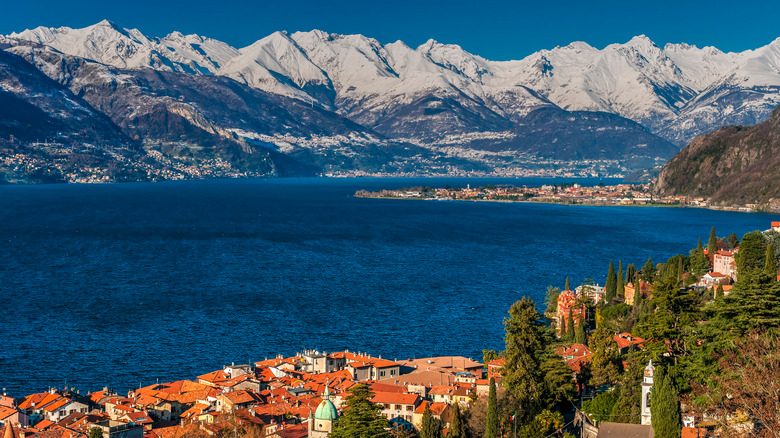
118,411,154,430
371,392,420,423
428,386,456,404
556,290,586,336
576,284,606,304
93,419,144,438
411,401,451,430
614,333,644,355
700,272,730,287
595,422,653,437
713,250,737,280
624,282,652,305
216,390,262,413
772,221,780,233
398,357,482,377
486,358,504,381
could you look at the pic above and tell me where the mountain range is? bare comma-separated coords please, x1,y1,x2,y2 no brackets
2,20,780,181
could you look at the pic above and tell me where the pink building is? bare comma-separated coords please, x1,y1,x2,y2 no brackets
713,250,737,280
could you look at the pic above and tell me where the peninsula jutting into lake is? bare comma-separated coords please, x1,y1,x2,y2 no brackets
355,183,765,212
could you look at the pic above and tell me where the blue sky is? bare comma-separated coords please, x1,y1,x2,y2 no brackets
2,0,779,60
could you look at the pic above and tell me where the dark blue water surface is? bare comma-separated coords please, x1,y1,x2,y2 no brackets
0,177,774,396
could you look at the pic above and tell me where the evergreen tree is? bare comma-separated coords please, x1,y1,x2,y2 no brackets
605,262,617,302
544,286,560,316
715,284,724,300
611,356,644,424
640,257,656,283
690,238,710,276
420,403,442,438
626,264,636,286
330,384,391,438
708,226,718,255
617,260,625,298
502,298,546,419
728,232,739,250
633,282,642,307
565,308,575,342
89,428,103,438
676,257,684,284
485,378,498,438
736,231,767,283
765,243,777,280
575,316,586,345
589,324,621,387
565,277,571,291
650,365,682,438
448,403,465,438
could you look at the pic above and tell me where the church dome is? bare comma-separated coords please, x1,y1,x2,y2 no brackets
314,399,338,421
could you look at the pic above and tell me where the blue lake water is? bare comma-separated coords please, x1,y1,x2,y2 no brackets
0,177,774,396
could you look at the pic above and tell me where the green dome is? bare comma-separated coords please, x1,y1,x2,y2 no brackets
314,399,338,421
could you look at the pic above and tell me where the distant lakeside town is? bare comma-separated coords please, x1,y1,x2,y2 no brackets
355,183,767,213
3,222,780,438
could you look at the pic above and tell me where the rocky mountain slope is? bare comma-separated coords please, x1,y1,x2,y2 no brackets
655,104,780,208
2,20,779,182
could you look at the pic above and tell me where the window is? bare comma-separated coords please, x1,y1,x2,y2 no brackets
384,404,390,409
390,369,396,376
380,371,385,377
395,404,401,410
406,406,413,411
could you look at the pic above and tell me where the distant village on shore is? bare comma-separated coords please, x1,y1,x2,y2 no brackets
355,183,765,212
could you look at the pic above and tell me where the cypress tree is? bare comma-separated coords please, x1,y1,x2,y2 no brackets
448,403,464,438
565,308,575,342
565,276,571,291
677,257,684,283
485,377,498,438
421,403,442,438
715,284,724,300
765,243,777,280
708,226,718,255
626,264,636,285
650,365,682,438
617,260,625,298
605,261,617,302
575,316,586,345
633,282,642,307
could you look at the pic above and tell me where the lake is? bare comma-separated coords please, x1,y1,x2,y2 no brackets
0,177,773,396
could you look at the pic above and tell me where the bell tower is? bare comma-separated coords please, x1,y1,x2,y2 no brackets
640,360,655,425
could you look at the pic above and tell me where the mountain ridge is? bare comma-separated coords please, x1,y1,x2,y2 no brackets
5,21,780,147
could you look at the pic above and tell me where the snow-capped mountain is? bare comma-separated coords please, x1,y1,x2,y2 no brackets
5,20,779,147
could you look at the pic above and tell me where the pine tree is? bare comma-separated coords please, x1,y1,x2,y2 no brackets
690,238,710,277
421,403,442,438
575,316,586,345
715,284,724,300
606,262,617,302
330,384,391,438
640,257,655,283
650,365,682,438
765,243,777,280
565,309,575,342
485,378,498,438
708,226,718,255
617,260,625,298
565,276,571,291
89,428,102,438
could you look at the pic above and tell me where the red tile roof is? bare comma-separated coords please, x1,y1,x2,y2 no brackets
371,392,420,406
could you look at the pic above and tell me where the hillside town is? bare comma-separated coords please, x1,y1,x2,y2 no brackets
3,222,780,438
